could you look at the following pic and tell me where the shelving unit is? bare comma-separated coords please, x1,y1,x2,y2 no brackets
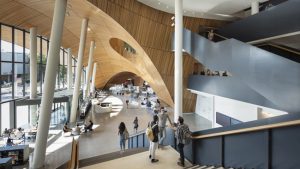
0,157,12,169
0,145,29,166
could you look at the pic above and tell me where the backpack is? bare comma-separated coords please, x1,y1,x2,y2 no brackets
124,129,129,140
181,125,192,145
146,123,157,141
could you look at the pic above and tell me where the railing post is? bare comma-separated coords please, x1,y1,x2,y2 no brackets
221,135,225,167
143,133,145,147
267,129,272,169
137,135,139,148
131,137,133,148
128,138,130,149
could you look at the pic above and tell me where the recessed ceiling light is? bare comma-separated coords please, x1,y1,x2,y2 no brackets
184,10,186,13
158,2,160,5
88,27,91,31
166,6,169,9
215,13,234,17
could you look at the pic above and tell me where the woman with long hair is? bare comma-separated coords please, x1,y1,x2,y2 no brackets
118,122,128,152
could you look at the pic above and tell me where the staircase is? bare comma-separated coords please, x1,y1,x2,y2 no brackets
79,147,148,168
173,28,300,114
79,146,193,169
185,165,248,169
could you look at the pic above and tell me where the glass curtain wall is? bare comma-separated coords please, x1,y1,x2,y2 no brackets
0,23,78,133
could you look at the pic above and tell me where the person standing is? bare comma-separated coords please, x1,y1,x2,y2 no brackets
175,116,191,167
118,122,128,152
149,115,159,163
133,116,139,133
158,108,172,146
126,99,129,108
208,29,214,40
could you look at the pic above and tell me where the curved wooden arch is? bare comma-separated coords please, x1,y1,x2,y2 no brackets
102,71,137,89
88,0,227,112
0,0,174,106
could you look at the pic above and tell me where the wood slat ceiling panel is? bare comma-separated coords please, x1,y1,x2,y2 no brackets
0,0,227,110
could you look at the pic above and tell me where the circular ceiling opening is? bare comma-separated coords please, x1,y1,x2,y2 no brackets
109,38,136,59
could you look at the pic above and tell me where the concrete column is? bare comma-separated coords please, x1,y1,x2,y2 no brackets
67,48,72,89
251,1,259,15
91,62,97,93
81,67,85,96
30,27,37,99
30,27,38,126
85,41,95,97
70,18,88,123
174,0,183,122
31,0,67,168
212,96,216,128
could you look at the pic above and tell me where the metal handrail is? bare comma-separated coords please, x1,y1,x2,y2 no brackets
192,119,300,139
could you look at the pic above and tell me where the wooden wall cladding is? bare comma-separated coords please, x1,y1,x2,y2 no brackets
0,0,175,107
0,0,225,112
88,0,227,112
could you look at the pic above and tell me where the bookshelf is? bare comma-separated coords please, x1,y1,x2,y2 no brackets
0,145,29,166
0,157,12,169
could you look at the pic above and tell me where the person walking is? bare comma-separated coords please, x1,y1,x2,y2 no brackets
118,122,128,153
175,116,191,167
158,107,172,147
149,115,159,163
133,116,139,133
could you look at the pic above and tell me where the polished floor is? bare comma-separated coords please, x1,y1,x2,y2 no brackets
79,95,154,160
79,94,212,161
11,94,212,168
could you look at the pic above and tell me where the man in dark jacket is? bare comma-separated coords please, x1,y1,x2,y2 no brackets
149,115,159,163
175,116,191,167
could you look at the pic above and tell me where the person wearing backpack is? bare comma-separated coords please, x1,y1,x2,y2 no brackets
148,115,159,163
175,116,191,167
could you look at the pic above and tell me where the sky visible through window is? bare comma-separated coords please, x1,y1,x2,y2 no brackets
1,40,30,53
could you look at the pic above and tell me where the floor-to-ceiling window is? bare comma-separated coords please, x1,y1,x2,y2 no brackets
0,22,78,132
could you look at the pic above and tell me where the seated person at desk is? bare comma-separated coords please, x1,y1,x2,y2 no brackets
14,127,25,139
2,128,10,137
63,122,71,133
6,137,15,146
72,124,81,135
84,120,93,133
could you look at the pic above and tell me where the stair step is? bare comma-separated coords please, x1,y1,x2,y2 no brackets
197,166,208,169
205,166,216,169
79,147,148,168
184,165,199,169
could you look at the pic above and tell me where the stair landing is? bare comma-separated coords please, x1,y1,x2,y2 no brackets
80,146,192,169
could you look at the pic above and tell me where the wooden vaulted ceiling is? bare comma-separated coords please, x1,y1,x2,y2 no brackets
88,0,227,112
0,0,226,111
